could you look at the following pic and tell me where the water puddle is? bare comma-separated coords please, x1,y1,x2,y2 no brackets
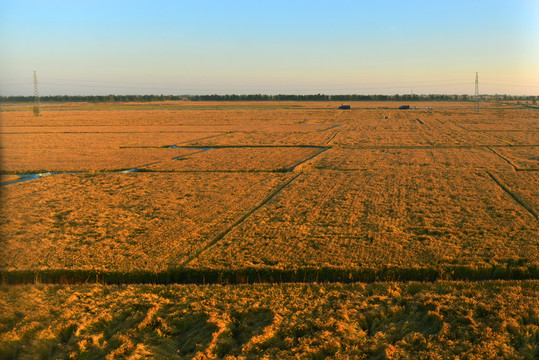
0,172,71,186
2,174,43,186
1,168,139,186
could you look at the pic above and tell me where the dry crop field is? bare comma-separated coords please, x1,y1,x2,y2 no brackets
1,101,538,358
1,281,538,359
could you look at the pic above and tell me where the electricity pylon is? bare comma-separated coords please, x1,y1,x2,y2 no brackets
33,71,40,116
475,72,479,113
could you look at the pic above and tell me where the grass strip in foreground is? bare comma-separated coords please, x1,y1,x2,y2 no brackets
1,281,538,359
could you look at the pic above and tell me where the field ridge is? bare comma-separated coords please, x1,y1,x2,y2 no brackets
1,264,538,285
178,174,302,267
486,171,538,220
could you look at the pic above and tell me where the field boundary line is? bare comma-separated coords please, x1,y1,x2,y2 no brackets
171,148,212,160
120,145,330,149
176,132,231,146
2,264,538,285
176,145,329,149
2,130,222,135
320,124,343,132
339,144,539,150
486,146,518,171
178,173,301,267
486,171,538,220
326,130,341,144
288,148,330,171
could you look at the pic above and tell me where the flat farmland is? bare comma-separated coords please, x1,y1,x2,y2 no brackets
142,147,324,172
0,172,292,272
491,146,539,170
192,170,538,272
307,147,512,171
1,102,537,280
0,129,223,172
1,101,538,358
0,100,505,112
1,281,538,359
1,146,199,173
490,171,539,216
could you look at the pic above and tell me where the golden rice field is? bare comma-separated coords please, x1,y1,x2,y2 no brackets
1,281,538,359
0,101,538,358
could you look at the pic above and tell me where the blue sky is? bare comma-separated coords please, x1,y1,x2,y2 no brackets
1,0,538,95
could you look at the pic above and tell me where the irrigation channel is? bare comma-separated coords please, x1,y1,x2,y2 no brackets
0,168,139,186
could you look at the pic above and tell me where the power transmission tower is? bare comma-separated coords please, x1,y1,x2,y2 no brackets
33,71,40,116
474,72,479,113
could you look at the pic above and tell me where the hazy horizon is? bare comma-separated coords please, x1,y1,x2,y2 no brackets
1,0,538,96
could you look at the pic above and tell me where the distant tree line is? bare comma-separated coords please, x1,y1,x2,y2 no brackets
0,94,537,103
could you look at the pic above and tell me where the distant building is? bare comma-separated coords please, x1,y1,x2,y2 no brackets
339,104,351,109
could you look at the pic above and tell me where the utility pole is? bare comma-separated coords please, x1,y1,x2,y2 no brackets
475,72,479,113
33,71,40,116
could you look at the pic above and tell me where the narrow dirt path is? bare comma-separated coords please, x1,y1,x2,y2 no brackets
486,171,538,220
288,148,330,171
486,146,518,171
178,174,302,267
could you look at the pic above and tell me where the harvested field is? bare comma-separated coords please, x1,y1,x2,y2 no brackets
190,130,338,147
309,147,513,170
0,131,224,172
0,100,505,112
0,172,292,272
1,147,196,173
490,171,539,216
192,170,538,272
0,108,338,127
143,147,324,172
1,103,538,276
0,131,224,149
0,101,537,357
1,103,538,279
1,281,538,359
490,146,539,170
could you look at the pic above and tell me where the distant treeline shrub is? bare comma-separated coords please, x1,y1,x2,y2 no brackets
1,94,537,103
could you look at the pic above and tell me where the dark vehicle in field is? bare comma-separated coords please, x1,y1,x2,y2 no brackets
339,104,351,109
399,105,410,110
